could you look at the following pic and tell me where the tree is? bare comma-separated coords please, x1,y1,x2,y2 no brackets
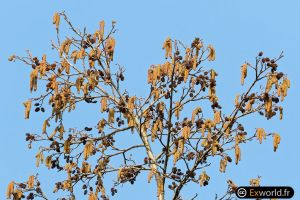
7,12,290,200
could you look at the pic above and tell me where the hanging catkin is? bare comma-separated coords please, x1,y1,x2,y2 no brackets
23,100,32,119
28,175,35,189
214,110,221,124
199,171,210,186
256,128,266,144
207,45,215,61
162,37,172,59
235,145,241,165
264,95,273,119
53,12,60,30
219,158,227,173
100,97,107,113
279,106,283,120
182,126,191,140
174,102,182,120
191,107,201,123
30,68,38,92
108,108,115,123
99,20,105,40
265,74,278,93
273,133,281,152
241,63,247,85
83,142,94,160
6,181,14,199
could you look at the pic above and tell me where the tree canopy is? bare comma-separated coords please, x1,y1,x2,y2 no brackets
7,12,290,200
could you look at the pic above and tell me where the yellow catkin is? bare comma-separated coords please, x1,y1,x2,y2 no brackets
81,162,91,173
83,142,93,160
23,100,32,119
199,171,210,187
71,50,78,64
190,76,196,89
6,181,14,199
266,74,278,93
192,56,197,70
82,83,88,95
241,63,247,85
219,158,227,173
105,37,116,61
174,62,181,74
28,175,35,189
61,59,70,74
212,140,219,156
35,151,44,168
64,139,71,154
156,65,161,78
151,122,158,142
265,96,273,119
152,88,160,101
207,45,215,61
182,126,191,140
99,20,105,40
161,63,166,76
184,48,191,61
77,48,85,59
108,108,115,123
235,145,241,165
174,102,182,120
45,156,52,169
184,68,189,83
211,69,217,80
165,61,172,78
173,150,180,164
214,111,221,124
30,68,38,92
97,119,106,133
127,115,135,133
59,38,72,57
279,106,283,120
128,96,136,112
152,67,158,84
256,128,266,144
89,192,97,200
235,94,240,107
245,99,255,111
53,12,60,30
75,77,83,94
201,124,206,137
162,37,172,58
191,107,201,123
201,138,209,149
273,133,281,152
59,125,65,140
147,68,153,84
178,138,185,155
14,189,23,199
100,97,107,113
62,180,72,191
173,139,184,164
227,180,238,191
278,78,290,101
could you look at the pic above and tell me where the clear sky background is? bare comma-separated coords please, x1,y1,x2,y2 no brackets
1,0,299,199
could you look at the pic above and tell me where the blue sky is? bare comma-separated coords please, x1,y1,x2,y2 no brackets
1,0,299,199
